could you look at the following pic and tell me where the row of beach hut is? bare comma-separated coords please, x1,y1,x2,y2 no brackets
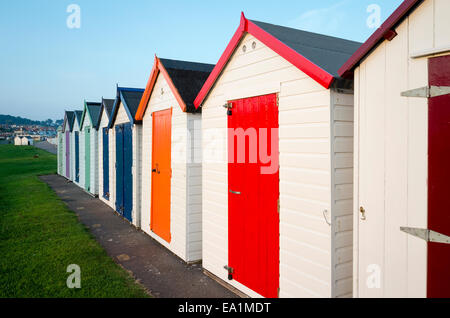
57,0,450,298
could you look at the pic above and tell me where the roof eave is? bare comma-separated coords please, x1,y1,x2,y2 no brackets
338,0,423,77
193,12,335,109
135,56,188,121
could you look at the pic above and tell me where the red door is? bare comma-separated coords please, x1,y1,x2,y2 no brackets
428,55,450,298
227,93,279,298
151,109,172,243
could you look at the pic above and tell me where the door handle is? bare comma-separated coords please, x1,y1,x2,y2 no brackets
229,190,241,195
152,169,157,173
360,206,367,221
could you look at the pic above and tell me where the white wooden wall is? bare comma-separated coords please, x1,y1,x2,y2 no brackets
98,112,113,208
62,132,66,178
81,114,92,191
140,73,202,263
57,132,62,175
201,33,353,298
132,124,142,228
90,126,98,195
353,0,450,298
72,119,81,187
79,125,85,190
63,130,69,179
187,113,203,262
330,90,354,298
68,132,73,181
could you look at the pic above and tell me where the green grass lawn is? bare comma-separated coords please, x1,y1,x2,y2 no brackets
0,145,149,298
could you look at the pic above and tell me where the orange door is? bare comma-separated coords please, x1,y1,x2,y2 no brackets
151,109,172,242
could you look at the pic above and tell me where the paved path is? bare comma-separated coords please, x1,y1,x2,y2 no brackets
40,174,238,298
35,141,57,154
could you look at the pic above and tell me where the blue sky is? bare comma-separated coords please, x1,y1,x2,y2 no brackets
0,0,403,121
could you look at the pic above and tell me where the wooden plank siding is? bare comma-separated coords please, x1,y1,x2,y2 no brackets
98,112,113,208
140,73,203,263
201,33,354,298
352,0,450,298
72,118,81,187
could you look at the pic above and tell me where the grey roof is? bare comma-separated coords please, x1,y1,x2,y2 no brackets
86,102,102,129
250,20,362,78
102,99,115,119
121,90,144,119
74,110,83,127
159,58,214,112
64,111,75,132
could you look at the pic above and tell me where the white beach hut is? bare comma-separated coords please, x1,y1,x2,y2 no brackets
79,101,102,195
134,57,214,263
62,111,75,180
338,0,450,298
71,110,83,187
194,13,360,298
108,87,144,225
98,98,115,208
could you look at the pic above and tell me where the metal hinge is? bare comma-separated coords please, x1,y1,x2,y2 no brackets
277,199,280,214
277,288,280,298
223,103,233,116
400,227,450,244
224,265,234,281
401,86,450,98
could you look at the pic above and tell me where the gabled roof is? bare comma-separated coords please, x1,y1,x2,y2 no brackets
135,57,214,120
80,101,102,130
63,111,75,132
74,110,83,129
108,86,145,128
338,0,423,78
97,98,115,128
194,13,361,108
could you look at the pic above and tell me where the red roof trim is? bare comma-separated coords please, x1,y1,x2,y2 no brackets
135,56,187,121
338,0,422,78
194,12,335,109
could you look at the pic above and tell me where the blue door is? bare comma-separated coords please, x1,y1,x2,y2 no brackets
123,123,133,222
75,132,80,182
103,127,110,199
115,125,124,215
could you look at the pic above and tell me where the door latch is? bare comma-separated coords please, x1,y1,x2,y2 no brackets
360,206,367,221
224,265,234,280
229,190,241,195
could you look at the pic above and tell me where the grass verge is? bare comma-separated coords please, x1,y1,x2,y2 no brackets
0,145,149,297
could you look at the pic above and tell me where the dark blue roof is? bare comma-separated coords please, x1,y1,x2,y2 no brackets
108,87,144,128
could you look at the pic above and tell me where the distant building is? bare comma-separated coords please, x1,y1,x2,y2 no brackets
14,136,22,145
21,136,34,146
